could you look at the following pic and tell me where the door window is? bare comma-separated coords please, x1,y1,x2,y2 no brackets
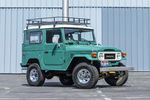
46,30,62,43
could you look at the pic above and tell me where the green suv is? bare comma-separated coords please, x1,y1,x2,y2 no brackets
21,17,133,89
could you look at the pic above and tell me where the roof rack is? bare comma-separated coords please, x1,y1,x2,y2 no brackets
26,16,90,29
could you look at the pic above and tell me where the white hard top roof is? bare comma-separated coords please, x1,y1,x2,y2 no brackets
24,24,93,30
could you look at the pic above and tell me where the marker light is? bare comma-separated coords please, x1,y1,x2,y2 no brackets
122,52,126,57
91,52,97,58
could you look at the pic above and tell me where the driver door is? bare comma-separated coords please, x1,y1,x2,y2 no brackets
43,29,65,65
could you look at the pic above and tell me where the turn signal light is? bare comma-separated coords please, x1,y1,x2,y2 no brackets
91,52,97,58
122,52,126,57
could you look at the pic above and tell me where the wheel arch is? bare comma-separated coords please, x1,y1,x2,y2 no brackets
27,58,40,67
67,57,100,73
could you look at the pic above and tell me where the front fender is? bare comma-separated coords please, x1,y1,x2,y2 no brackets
122,57,126,60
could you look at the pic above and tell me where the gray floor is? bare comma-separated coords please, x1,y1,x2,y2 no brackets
0,72,150,100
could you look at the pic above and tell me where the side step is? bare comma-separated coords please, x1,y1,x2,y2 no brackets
100,66,134,72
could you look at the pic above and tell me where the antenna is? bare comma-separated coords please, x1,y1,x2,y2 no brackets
62,0,69,21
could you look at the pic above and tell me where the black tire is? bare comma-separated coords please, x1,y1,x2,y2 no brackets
59,75,74,86
72,62,99,89
26,63,45,86
104,71,128,86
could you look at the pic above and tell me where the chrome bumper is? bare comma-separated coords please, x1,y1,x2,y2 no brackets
100,66,134,72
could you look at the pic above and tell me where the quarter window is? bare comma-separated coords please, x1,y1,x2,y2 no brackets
25,31,30,43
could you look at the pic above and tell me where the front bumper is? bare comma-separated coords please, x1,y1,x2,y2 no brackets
100,66,133,72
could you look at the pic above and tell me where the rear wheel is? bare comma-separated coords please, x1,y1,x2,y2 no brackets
72,62,99,89
26,63,45,86
104,71,128,86
59,75,74,86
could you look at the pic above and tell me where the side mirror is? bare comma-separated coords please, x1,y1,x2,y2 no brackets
52,37,58,44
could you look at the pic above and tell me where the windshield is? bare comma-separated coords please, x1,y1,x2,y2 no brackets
64,28,95,42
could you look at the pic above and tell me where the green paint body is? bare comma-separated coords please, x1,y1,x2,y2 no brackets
22,28,126,71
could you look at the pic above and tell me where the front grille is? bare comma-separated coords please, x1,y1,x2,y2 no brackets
104,54,115,59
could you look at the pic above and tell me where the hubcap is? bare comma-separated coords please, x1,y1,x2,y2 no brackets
77,69,91,84
30,68,39,82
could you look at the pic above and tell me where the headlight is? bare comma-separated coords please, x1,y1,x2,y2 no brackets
117,52,121,60
98,52,104,60
99,53,103,58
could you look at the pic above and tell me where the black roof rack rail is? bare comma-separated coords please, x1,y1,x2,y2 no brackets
26,16,90,29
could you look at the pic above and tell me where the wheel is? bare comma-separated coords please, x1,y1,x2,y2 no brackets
59,75,74,86
26,63,45,86
104,71,128,86
72,62,99,89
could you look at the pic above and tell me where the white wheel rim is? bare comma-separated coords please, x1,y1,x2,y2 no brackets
30,68,39,82
77,69,91,84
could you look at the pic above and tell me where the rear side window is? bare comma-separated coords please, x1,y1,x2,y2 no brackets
25,31,42,44
25,31,30,44
30,31,42,44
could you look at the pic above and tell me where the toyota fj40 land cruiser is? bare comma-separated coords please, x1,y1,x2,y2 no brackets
21,17,133,89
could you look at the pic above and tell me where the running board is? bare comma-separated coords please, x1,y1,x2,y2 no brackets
100,66,134,72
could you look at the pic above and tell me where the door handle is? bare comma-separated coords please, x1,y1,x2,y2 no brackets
44,51,48,54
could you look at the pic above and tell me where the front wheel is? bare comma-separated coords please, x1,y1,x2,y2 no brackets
26,63,45,86
72,62,99,89
104,71,128,86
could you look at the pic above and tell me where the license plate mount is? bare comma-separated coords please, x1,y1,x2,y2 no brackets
101,61,109,67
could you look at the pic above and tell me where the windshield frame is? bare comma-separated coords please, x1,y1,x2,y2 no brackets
63,28,96,42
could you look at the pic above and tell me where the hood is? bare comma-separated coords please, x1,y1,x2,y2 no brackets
66,45,121,52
